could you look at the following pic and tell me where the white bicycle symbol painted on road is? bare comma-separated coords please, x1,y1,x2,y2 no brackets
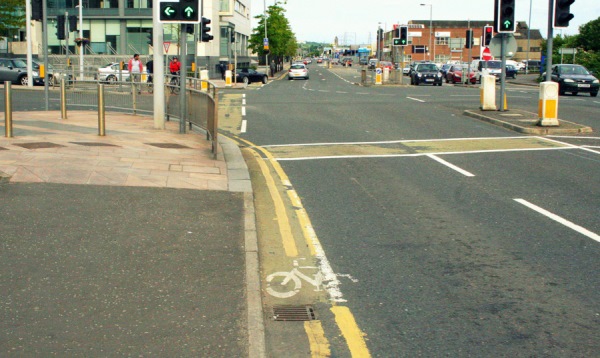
266,259,324,298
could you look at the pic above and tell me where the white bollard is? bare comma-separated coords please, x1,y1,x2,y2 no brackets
200,69,209,92
480,75,497,111
383,67,389,82
537,81,560,126
225,70,232,87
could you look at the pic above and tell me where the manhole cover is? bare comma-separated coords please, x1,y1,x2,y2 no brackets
70,142,119,147
14,142,65,149
146,143,191,149
272,305,316,321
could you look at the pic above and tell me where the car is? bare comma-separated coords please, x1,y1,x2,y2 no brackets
368,58,379,69
331,58,340,65
440,64,452,77
410,63,443,86
446,64,476,84
288,63,309,80
95,62,133,83
505,64,518,79
522,60,541,72
341,57,353,67
0,58,44,85
316,58,323,64
236,68,268,85
358,58,368,66
379,61,394,70
472,60,502,82
548,64,598,97
402,64,411,75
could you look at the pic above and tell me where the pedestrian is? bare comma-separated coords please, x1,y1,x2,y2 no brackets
219,63,226,80
270,60,275,77
146,56,154,83
128,53,143,94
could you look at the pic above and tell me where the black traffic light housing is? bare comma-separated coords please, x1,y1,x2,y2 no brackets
553,0,575,28
56,15,66,40
184,24,194,35
465,29,474,48
159,0,200,23
146,29,153,45
399,26,408,46
201,17,213,42
69,15,78,32
31,0,43,21
495,0,516,33
231,31,235,43
483,25,494,46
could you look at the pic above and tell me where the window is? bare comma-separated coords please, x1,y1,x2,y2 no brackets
435,37,449,45
435,54,450,63
530,47,541,52
449,38,463,52
220,0,233,15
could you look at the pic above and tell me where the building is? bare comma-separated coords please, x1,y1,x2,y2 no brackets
379,20,543,64
4,0,253,78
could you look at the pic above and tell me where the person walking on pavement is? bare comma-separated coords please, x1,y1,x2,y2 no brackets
219,62,226,80
270,60,275,77
128,53,143,94
146,56,154,83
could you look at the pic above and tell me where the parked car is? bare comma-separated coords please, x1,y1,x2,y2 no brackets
505,64,518,79
236,68,268,84
0,58,44,85
547,64,598,97
341,57,353,67
446,64,476,84
288,63,309,80
522,60,541,72
368,58,379,69
472,60,502,82
379,61,394,70
95,62,133,83
440,64,452,77
410,63,443,86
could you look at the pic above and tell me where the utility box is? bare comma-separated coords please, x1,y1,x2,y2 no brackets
480,75,497,111
538,81,560,126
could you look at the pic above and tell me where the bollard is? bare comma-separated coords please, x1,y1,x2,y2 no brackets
131,82,137,115
383,67,390,83
4,81,13,137
225,70,232,87
375,68,382,85
479,75,497,111
361,69,366,85
200,70,209,92
60,78,67,119
98,84,106,136
537,81,560,126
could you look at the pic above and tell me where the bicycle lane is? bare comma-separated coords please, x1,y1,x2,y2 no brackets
236,137,371,358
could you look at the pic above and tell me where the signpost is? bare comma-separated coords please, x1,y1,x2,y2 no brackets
482,47,493,61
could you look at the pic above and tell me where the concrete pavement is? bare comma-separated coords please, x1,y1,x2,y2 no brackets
0,110,264,356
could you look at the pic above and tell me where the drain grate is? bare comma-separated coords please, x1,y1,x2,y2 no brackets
70,142,119,147
146,143,191,149
14,142,65,149
272,305,316,321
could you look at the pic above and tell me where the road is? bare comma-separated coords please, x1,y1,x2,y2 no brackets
231,64,600,356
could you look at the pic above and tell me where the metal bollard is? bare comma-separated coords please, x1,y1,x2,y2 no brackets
98,84,106,136
131,82,137,115
60,78,67,119
4,81,13,138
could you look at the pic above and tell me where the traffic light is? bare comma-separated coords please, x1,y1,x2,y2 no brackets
31,0,43,21
146,29,153,45
394,27,400,38
495,0,516,33
69,15,77,32
553,0,575,28
56,15,66,40
483,25,493,46
231,31,236,43
465,29,473,48
159,0,200,23
201,17,213,42
399,26,408,46
184,24,194,35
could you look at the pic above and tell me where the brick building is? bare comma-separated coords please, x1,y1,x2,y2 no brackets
381,20,543,64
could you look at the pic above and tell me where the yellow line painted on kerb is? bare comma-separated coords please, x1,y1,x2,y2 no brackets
305,321,331,357
332,306,371,357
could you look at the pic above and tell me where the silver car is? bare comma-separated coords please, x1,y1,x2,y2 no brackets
0,58,43,85
95,62,136,83
288,63,309,80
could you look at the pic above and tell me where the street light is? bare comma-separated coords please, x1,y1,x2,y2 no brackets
420,3,433,61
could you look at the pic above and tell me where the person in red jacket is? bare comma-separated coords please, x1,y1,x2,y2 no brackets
169,57,181,75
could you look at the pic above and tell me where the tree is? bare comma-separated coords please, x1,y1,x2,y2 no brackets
249,3,297,61
0,0,25,40
575,16,600,52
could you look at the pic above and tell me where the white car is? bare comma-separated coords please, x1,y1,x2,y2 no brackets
95,62,146,83
288,63,309,80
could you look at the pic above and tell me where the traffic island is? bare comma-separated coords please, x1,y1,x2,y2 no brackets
463,109,593,135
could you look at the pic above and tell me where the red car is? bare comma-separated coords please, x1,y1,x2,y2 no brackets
446,64,476,84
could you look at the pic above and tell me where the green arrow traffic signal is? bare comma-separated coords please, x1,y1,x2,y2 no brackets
183,6,195,18
163,6,176,18
503,20,511,29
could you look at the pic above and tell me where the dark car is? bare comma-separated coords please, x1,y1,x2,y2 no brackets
0,58,44,85
549,64,598,97
235,68,268,85
505,64,518,79
410,63,443,86
341,57,353,67
440,64,452,77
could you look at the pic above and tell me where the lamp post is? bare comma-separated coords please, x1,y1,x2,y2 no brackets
76,0,84,80
526,0,532,74
420,3,432,61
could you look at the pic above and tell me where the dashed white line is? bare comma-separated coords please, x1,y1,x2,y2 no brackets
427,154,475,177
514,199,600,243
241,106,246,116
407,97,426,103
241,119,247,133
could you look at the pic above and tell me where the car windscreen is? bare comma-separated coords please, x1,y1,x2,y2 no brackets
560,65,590,75
12,59,27,67
486,61,502,69
418,64,438,71
290,65,305,69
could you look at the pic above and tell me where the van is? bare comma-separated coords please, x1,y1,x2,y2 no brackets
471,59,502,82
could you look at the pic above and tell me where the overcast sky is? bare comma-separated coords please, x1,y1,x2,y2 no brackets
250,0,599,44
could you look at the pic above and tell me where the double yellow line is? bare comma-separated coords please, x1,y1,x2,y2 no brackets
235,136,371,358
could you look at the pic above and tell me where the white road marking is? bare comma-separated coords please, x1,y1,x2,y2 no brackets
242,106,246,116
594,101,600,104
242,98,246,105
427,154,475,177
407,97,426,103
241,119,247,133
548,135,600,140
514,199,600,243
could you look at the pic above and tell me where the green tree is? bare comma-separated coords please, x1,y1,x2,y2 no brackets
575,16,600,52
249,2,297,61
0,0,25,39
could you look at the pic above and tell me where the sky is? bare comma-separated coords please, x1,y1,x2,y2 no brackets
250,0,599,44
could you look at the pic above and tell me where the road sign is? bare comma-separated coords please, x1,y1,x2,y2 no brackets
263,38,269,50
489,34,517,58
163,42,170,53
482,47,493,61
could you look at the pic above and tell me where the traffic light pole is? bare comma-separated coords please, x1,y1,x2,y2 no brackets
179,24,187,134
498,33,507,111
545,0,554,82
42,0,49,110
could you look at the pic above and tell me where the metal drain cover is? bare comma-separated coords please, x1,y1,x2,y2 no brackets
146,143,191,149
14,142,65,149
272,305,316,321
70,142,119,147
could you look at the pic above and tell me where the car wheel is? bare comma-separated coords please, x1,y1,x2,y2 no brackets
106,75,117,84
591,91,598,97
19,75,28,86
262,76,267,84
243,76,249,85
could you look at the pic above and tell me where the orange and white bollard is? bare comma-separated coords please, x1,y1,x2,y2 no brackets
538,81,560,126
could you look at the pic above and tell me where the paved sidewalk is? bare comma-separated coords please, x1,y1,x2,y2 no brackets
0,111,262,356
